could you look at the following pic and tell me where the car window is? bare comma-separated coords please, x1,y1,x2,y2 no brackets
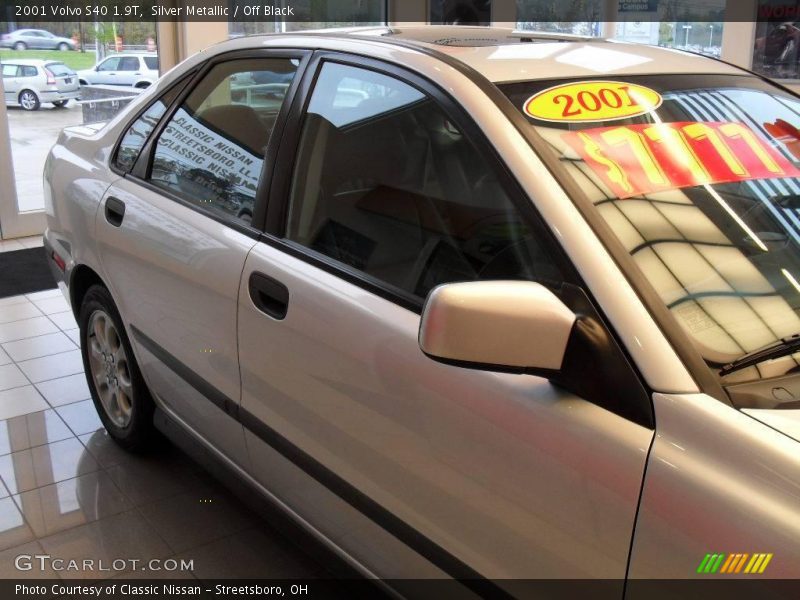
285,62,564,299
148,58,299,225
46,63,74,77
114,79,189,173
1,65,19,78
143,57,158,71
98,57,120,72
21,66,37,77
119,57,139,72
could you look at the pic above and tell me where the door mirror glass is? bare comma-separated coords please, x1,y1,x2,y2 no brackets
419,281,576,373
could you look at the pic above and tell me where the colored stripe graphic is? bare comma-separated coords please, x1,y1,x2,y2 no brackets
697,554,712,573
720,554,735,573
734,554,749,573
759,553,773,573
745,554,761,573
700,552,773,575
710,553,725,573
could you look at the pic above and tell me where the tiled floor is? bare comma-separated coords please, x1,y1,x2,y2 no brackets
0,235,44,254
0,284,333,581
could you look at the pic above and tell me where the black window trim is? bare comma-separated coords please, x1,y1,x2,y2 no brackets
124,47,312,239
109,69,199,178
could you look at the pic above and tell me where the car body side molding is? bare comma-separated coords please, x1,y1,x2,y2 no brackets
129,324,512,597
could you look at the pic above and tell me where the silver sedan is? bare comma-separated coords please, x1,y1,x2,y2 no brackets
42,26,800,591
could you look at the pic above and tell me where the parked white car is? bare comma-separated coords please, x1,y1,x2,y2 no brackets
78,53,158,89
43,26,800,592
2,59,79,110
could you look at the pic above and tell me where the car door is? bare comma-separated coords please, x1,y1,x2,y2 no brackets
93,57,120,85
27,31,46,49
95,51,308,472
237,55,654,590
116,56,140,86
1,65,20,102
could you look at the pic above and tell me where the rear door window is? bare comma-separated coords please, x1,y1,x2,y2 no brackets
147,57,300,225
119,57,139,71
114,79,188,173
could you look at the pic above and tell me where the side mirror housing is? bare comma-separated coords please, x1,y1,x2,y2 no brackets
419,281,576,374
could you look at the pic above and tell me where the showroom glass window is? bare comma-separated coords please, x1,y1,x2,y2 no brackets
114,82,186,173
148,58,299,224
753,5,800,80
285,62,563,299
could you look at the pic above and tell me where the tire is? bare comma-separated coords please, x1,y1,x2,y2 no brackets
52,100,68,108
79,285,159,452
18,90,39,111
57,42,70,51
13,41,26,51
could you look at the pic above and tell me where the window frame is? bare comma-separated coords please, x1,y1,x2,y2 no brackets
109,70,198,178
121,48,311,238
97,57,120,72
264,51,581,313
118,56,140,72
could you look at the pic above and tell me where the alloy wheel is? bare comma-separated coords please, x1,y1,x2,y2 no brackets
86,310,134,428
19,91,37,110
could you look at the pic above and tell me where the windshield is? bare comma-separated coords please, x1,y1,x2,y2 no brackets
501,74,800,383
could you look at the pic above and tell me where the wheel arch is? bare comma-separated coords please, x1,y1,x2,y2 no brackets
69,264,107,321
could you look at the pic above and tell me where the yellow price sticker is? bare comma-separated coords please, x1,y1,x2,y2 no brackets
524,81,662,123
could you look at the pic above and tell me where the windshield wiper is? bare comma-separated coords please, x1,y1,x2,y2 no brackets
720,333,800,376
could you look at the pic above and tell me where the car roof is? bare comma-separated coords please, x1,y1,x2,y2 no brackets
215,25,746,83
1,59,48,66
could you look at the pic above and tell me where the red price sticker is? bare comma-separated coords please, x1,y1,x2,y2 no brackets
562,121,800,198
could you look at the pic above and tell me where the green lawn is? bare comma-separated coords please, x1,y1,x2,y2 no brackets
0,49,97,70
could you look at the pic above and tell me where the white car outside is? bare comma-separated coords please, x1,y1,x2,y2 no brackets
78,53,159,89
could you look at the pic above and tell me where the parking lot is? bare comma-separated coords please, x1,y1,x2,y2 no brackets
7,101,83,212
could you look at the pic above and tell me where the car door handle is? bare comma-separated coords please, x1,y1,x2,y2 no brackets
105,196,125,227
248,272,289,320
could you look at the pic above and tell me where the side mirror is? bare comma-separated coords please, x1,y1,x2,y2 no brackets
419,281,576,374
